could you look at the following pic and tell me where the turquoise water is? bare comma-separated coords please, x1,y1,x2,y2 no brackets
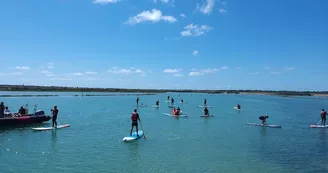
0,92,327,173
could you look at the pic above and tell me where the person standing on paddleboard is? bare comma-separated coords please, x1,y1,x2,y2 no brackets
167,96,170,101
156,100,160,106
204,99,207,106
130,109,141,136
171,98,174,105
136,97,140,105
259,115,269,125
237,104,241,110
320,109,326,126
204,107,209,116
51,106,58,128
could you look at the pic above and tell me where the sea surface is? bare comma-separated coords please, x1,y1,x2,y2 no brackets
0,91,327,173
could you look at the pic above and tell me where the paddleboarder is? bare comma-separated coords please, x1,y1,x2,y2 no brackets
136,97,140,105
237,104,241,109
0,102,4,118
130,109,140,136
204,98,207,106
51,106,58,128
167,96,170,101
259,115,269,125
320,109,326,126
204,107,209,116
156,100,159,106
171,98,174,105
181,99,184,104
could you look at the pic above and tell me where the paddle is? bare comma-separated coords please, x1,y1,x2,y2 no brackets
317,119,322,125
139,120,147,139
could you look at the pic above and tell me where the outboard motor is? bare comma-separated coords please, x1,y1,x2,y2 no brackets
35,110,45,116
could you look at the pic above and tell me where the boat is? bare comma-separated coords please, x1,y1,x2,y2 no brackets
0,110,51,126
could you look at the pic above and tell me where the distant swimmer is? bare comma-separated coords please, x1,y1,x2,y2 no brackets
130,109,141,137
320,109,326,126
259,115,269,125
156,100,160,106
204,99,207,106
204,107,209,116
171,98,174,105
237,104,241,110
51,106,59,128
136,97,140,105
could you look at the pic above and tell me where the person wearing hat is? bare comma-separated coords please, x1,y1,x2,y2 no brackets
51,106,59,128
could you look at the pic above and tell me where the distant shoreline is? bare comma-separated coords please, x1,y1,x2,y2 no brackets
1,84,328,97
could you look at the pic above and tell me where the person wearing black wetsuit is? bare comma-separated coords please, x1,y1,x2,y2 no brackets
181,99,184,103
204,107,209,116
259,115,269,125
0,102,4,118
18,106,26,116
51,106,58,128
136,97,140,105
204,99,207,106
130,109,140,136
156,100,160,106
171,98,174,105
167,96,170,100
321,109,327,126
237,104,241,110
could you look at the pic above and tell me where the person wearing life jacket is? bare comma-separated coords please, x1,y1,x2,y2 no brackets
130,109,140,136
172,108,177,115
176,107,181,115
259,115,269,125
237,104,241,110
320,109,327,126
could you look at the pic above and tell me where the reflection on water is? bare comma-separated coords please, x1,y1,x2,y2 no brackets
51,130,57,149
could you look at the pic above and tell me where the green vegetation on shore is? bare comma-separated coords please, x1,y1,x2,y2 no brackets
1,84,328,97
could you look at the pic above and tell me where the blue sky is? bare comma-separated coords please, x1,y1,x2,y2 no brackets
0,0,327,91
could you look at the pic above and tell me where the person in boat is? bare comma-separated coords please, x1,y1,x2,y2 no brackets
259,115,269,125
136,97,140,105
176,107,181,115
237,104,241,109
0,102,5,118
18,106,26,116
172,108,177,115
51,106,58,128
156,100,160,106
321,109,326,126
204,99,207,106
204,107,209,116
130,109,140,137
4,106,11,117
171,98,174,105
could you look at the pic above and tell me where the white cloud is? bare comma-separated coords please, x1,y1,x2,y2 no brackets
193,50,199,56
73,73,84,76
189,71,204,76
85,71,98,75
16,66,30,70
12,72,22,75
219,8,227,13
202,68,219,73
93,0,120,4
126,9,177,25
46,74,54,77
221,66,228,70
197,0,215,15
173,74,183,77
153,0,170,3
180,13,186,18
163,69,181,73
271,72,280,74
40,70,51,74
108,67,145,75
180,24,212,37
284,67,295,70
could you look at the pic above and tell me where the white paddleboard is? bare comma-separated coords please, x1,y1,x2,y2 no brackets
152,105,160,108
32,124,70,131
165,101,171,103
310,125,328,128
247,122,281,128
163,113,188,117
197,106,212,108
234,107,241,110
123,131,144,142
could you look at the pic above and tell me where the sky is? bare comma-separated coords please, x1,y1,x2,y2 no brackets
0,0,327,91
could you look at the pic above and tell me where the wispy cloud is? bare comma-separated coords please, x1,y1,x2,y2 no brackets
126,9,177,25
189,71,204,76
189,68,219,76
40,70,51,74
0,73,5,76
108,67,145,76
16,66,30,70
221,66,228,70
73,73,84,76
218,8,227,13
163,69,182,73
193,50,199,56
93,0,120,5
180,13,186,18
196,0,215,15
173,74,183,77
85,71,98,75
284,67,295,70
181,24,212,37
47,66,54,69
153,0,170,4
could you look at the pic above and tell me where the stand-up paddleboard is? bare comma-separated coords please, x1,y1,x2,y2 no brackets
200,115,214,117
123,131,144,142
247,122,281,128
152,105,160,108
310,125,328,128
165,101,171,103
169,105,176,108
32,124,70,131
234,107,241,110
136,105,147,107
197,106,212,108
163,113,188,118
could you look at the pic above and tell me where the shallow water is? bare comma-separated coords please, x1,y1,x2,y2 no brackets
0,92,327,173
